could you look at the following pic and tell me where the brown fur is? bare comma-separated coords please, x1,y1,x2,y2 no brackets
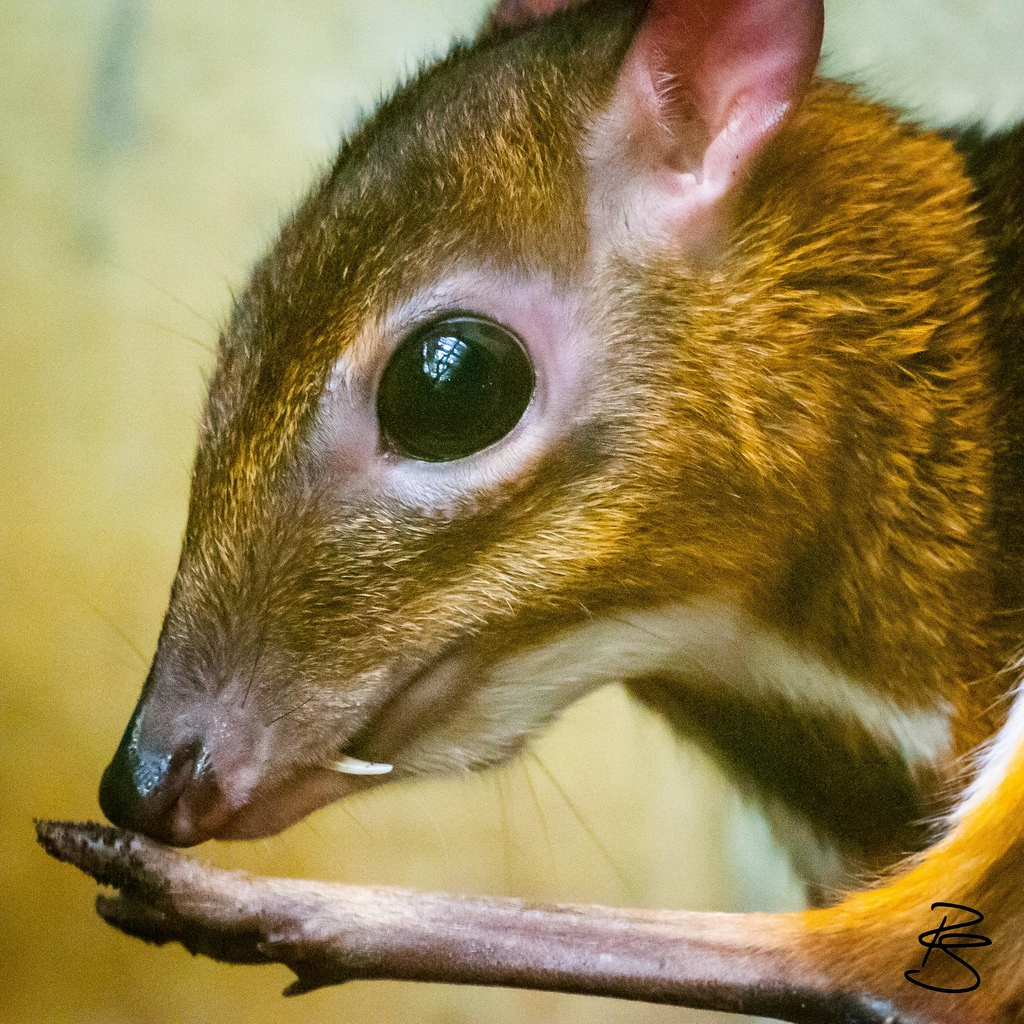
108,2,1024,1009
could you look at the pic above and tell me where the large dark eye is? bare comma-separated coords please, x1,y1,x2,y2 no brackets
376,316,535,462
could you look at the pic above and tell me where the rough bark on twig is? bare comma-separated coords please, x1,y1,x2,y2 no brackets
36,820,904,1023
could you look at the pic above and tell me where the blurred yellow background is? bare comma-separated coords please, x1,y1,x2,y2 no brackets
2,1,1022,1022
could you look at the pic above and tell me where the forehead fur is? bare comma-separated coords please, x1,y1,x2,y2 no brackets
189,1,640,531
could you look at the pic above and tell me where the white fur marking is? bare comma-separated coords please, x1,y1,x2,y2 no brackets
487,601,952,773
951,674,1024,821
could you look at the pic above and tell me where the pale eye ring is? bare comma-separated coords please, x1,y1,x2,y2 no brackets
376,315,535,462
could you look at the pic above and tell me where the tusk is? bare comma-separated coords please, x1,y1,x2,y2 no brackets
329,754,393,776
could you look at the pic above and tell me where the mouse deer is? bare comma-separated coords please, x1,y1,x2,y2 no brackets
68,0,1024,1019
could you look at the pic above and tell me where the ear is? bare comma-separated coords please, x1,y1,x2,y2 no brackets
589,0,824,260
489,0,584,30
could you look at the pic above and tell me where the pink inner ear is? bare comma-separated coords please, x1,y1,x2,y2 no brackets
490,0,582,30
603,0,824,254
641,0,822,163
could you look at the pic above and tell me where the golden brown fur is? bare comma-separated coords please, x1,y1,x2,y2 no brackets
100,2,1024,1016
167,4,1007,854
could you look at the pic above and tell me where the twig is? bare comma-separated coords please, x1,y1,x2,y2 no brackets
36,819,905,1022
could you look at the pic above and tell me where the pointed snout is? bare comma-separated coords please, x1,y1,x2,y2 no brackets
98,683,361,846
99,705,226,846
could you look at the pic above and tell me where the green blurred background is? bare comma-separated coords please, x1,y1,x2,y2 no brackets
2,1,1022,1021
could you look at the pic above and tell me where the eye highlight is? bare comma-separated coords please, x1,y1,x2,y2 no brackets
376,315,535,462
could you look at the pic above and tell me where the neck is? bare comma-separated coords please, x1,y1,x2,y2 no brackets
609,82,1012,881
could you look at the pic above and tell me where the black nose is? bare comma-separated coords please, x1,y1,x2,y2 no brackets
99,708,207,845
